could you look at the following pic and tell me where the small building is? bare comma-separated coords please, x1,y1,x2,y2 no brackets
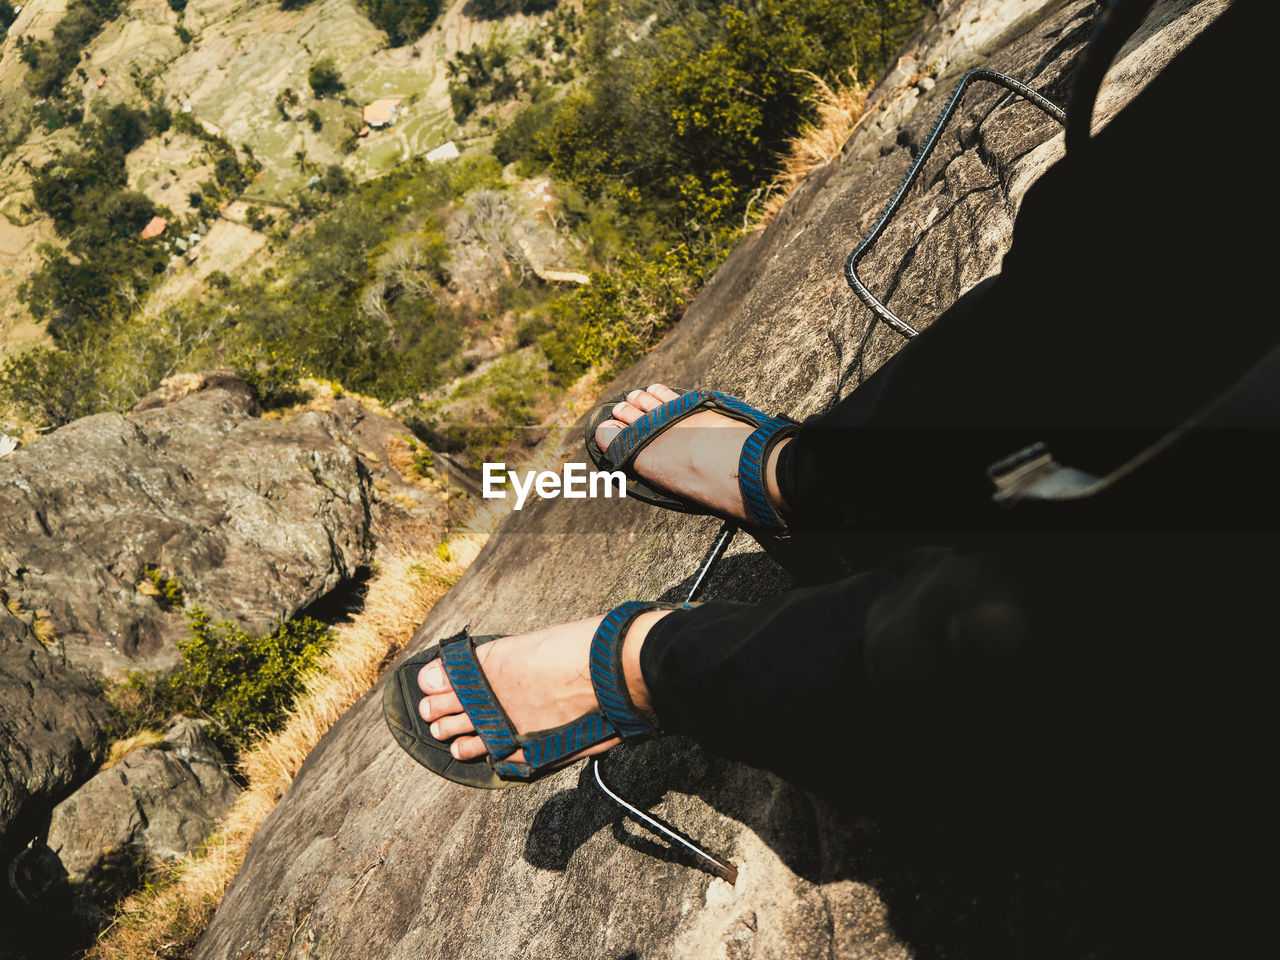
362,99,401,128
140,216,168,239
425,141,459,164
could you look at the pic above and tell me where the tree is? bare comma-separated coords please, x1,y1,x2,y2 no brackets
307,57,344,98
321,164,352,196
356,0,441,47
533,0,928,240
0,345,100,426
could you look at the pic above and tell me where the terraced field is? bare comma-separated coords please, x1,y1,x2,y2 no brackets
0,0,544,346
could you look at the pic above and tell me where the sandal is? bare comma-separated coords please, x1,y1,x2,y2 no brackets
383,601,688,788
585,388,798,534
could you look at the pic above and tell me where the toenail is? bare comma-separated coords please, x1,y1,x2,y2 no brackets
613,401,630,417
430,721,441,738
450,742,460,759
627,389,642,400
598,424,621,443
423,663,444,688
647,384,664,393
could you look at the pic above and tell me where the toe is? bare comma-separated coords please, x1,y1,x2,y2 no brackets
646,384,681,402
418,661,451,694
612,400,645,424
419,691,462,723
429,712,475,741
595,419,625,451
451,735,487,760
626,389,663,412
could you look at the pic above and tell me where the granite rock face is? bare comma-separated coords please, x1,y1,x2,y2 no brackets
190,3,1232,959
0,606,109,856
1,371,450,959
46,717,241,890
0,374,375,677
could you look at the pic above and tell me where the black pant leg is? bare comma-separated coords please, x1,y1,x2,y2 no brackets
775,2,1275,542
639,532,1276,951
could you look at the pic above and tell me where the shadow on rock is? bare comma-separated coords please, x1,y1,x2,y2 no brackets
525,737,1122,958
521,537,1130,959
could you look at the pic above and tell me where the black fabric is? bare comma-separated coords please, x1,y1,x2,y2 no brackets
776,0,1276,542
642,535,1274,953
638,5,1274,952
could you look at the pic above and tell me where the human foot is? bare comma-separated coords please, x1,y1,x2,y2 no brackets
594,384,792,525
417,607,673,765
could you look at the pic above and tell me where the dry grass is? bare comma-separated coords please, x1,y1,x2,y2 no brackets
31,610,57,645
261,377,401,422
754,68,870,229
101,730,166,771
385,433,420,482
88,539,486,960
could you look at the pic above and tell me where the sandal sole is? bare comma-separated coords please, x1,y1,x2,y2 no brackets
382,636,518,790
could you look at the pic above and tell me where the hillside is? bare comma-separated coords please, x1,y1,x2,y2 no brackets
180,2,1236,959
0,0,547,349
1,1,945,955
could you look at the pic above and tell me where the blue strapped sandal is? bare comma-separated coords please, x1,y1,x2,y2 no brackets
383,601,688,788
585,389,798,534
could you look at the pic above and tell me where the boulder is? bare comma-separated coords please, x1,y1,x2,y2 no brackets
46,717,241,891
0,373,376,676
192,2,1231,959
1,370,449,956
0,607,109,856
0,607,110,960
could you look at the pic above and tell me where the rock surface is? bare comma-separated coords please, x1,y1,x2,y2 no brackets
46,717,241,890
1,371,450,959
0,371,445,677
191,2,1231,959
0,605,110,856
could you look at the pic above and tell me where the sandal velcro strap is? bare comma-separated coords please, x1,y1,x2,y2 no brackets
594,389,797,534
589,600,666,738
440,631,622,783
738,417,799,533
431,601,691,784
600,389,714,472
439,635,521,759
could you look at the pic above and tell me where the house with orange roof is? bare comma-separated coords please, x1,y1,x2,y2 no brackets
363,99,402,128
140,216,168,239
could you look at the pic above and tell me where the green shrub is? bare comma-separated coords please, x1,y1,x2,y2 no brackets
308,58,344,98
531,0,927,242
106,609,334,756
22,0,122,98
143,565,185,610
0,344,100,427
357,0,440,46
540,240,714,383
493,97,558,171
230,346,310,409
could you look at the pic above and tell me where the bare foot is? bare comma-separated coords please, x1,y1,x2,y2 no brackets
418,609,673,764
595,384,791,523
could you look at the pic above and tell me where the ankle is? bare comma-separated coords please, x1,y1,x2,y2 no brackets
620,609,672,714
765,437,793,514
